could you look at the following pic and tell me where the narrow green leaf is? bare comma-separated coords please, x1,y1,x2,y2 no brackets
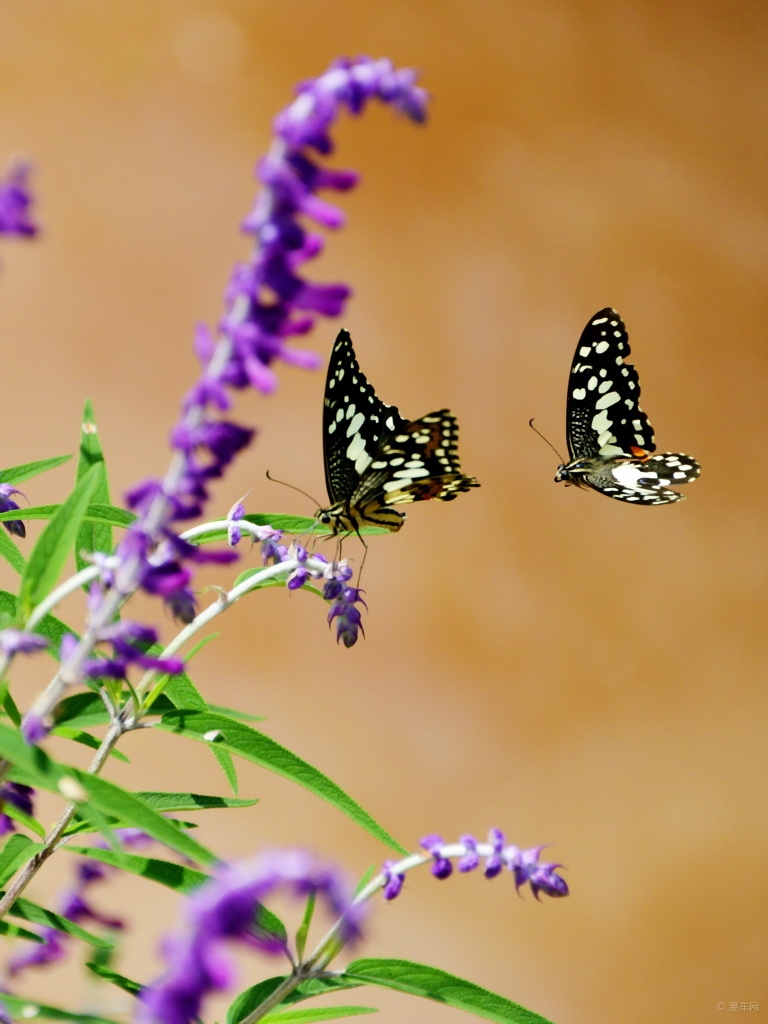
228,978,366,1024
135,791,258,812
0,796,46,837
265,1009,377,1023
51,726,131,762
85,961,143,997
64,846,208,894
208,703,265,723
76,401,113,572
66,773,217,867
0,722,216,866
0,502,135,528
344,960,555,1024
18,463,104,617
0,834,41,886
0,993,122,1023
156,711,406,854
0,918,47,942
295,890,316,962
0,455,72,485
5,893,113,947
0,527,25,574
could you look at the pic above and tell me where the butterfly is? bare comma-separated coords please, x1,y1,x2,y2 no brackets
315,329,479,536
554,308,701,504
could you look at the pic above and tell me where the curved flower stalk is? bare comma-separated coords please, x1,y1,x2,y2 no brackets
21,56,428,739
138,831,566,1024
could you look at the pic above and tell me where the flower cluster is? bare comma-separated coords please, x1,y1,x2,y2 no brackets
138,849,363,1024
0,159,37,238
381,829,569,901
0,782,34,836
254,527,367,646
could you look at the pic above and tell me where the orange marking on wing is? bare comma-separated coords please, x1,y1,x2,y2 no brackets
630,446,651,459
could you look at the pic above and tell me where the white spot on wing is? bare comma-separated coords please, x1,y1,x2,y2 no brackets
595,391,620,409
595,340,609,354
573,388,586,400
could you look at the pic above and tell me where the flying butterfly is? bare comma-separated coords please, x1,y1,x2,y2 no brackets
315,329,479,536
554,308,701,504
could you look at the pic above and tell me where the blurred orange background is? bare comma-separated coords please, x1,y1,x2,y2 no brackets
1,2,766,1023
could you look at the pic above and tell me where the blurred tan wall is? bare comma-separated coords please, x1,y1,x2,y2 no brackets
1,2,766,1022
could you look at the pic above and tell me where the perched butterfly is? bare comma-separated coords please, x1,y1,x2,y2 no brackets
554,308,701,504
315,329,479,536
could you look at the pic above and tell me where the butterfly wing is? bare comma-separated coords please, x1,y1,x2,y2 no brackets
585,452,701,504
323,329,408,506
350,410,479,510
566,309,656,461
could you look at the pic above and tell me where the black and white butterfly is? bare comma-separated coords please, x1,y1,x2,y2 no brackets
315,329,479,536
554,308,701,504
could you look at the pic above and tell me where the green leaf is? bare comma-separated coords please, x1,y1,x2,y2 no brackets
18,463,104,617
0,993,122,1023
0,527,25,574
0,722,216,867
343,960,555,1024
76,401,113,572
135,791,258,813
0,502,135,529
0,918,47,942
228,978,366,1024
64,846,208,894
156,711,406,854
0,834,40,886
264,1008,377,1023
4,893,114,948
0,795,46,837
0,455,72,485
51,726,131,762
208,703,265,723
85,961,143,997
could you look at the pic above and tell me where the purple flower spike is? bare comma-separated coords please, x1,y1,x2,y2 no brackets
379,830,568,904
0,159,38,237
139,849,364,1024
323,568,366,648
0,483,25,539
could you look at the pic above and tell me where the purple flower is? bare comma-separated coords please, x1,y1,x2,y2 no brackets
0,484,25,539
0,782,34,835
20,710,49,745
55,628,184,689
381,829,568,902
0,159,37,237
226,499,246,547
0,629,47,656
323,575,366,648
138,849,364,1024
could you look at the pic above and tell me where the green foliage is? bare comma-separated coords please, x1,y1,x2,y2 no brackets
75,401,113,572
263,1008,378,1023
18,463,104,618
344,960,556,1024
4,893,114,948
85,961,143,996
0,455,72,486
0,993,122,1024
156,710,406,854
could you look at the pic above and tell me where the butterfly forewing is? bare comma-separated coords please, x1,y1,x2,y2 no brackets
557,308,701,504
320,330,479,534
566,309,655,461
323,329,407,506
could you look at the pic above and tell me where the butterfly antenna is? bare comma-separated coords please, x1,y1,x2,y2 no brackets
265,470,323,510
528,418,566,463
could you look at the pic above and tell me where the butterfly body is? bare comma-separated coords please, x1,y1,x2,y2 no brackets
316,330,479,537
556,309,700,505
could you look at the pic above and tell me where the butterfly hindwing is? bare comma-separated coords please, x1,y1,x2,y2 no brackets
556,309,701,504
319,330,479,534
